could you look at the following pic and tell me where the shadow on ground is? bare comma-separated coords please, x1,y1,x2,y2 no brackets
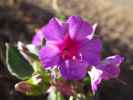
0,2,54,100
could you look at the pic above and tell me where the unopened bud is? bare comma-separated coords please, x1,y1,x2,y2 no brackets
15,81,32,94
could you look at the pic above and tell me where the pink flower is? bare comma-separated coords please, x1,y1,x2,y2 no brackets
88,55,124,94
32,16,102,80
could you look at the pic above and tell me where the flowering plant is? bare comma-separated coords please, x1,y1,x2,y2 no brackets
6,16,124,100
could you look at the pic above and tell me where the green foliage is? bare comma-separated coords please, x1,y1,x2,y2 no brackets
83,75,91,86
25,75,48,96
6,43,33,80
26,44,39,56
48,87,65,100
59,15,66,20
5,42,93,98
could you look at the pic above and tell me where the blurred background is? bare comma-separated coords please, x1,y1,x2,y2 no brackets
0,0,133,100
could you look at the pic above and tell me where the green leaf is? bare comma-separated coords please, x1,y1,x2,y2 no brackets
25,43,39,56
6,43,33,80
31,60,50,84
48,87,65,100
83,76,91,86
59,15,66,20
27,73,50,96
25,80,45,96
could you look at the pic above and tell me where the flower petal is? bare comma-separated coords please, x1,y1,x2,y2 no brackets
39,44,60,69
59,60,88,80
32,30,44,47
67,16,93,40
87,24,97,40
42,18,67,42
79,38,102,65
98,55,124,80
88,66,103,94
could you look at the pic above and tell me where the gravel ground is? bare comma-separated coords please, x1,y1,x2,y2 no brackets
112,0,133,7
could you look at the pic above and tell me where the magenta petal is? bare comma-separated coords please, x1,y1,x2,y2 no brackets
42,18,67,42
87,24,97,40
59,60,88,80
88,67,103,94
32,30,44,47
67,16,93,40
39,44,60,68
101,64,120,80
79,38,102,65
98,55,124,80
